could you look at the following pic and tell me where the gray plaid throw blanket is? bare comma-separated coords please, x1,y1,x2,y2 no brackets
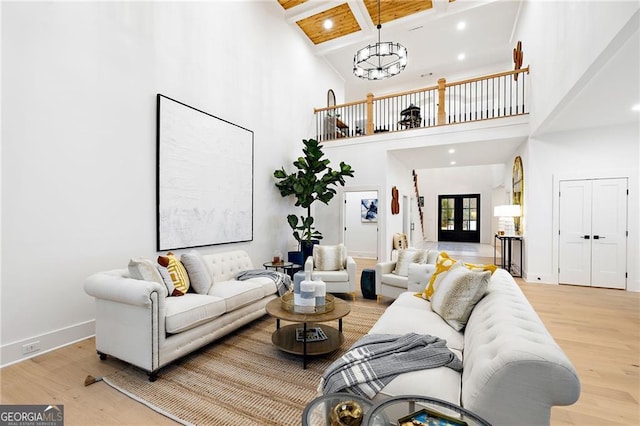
320,333,462,398
235,270,292,296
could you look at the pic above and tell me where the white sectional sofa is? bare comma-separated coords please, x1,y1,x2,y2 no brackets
84,250,278,380
362,268,581,426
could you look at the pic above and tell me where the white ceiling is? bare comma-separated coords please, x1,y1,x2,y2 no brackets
282,0,639,169
304,0,523,100
389,136,527,170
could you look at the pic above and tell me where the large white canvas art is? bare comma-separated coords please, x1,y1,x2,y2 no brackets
157,94,253,250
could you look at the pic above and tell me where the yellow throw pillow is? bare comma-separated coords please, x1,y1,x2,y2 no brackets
417,252,457,300
158,252,190,296
463,262,498,275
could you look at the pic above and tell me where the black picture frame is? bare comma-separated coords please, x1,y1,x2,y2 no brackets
156,94,254,251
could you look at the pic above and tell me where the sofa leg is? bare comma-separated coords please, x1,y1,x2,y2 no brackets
350,292,356,301
376,295,382,304
148,370,159,382
97,351,108,361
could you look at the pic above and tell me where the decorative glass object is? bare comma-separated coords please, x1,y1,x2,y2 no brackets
281,293,335,314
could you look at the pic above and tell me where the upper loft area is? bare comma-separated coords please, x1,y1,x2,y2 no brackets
314,67,529,143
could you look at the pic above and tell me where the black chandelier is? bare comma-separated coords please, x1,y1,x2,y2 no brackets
353,0,408,80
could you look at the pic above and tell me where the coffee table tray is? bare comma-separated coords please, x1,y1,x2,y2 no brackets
281,293,335,314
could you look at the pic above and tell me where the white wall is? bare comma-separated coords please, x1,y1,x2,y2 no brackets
517,1,639,134
417,164,505,245
0,1,343,365
344,191,378,258
511,1,639,290
314,118,527,263
525,124,639,290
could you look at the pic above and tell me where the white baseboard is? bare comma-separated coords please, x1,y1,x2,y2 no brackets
522,271,557,284
0,320,95,368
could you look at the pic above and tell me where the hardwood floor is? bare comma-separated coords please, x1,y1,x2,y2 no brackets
1,256,638,425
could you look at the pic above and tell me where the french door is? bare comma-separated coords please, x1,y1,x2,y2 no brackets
558,178,627,289
438,194,480,243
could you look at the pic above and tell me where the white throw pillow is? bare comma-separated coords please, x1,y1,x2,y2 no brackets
407,263,437,292
313,244,345,271
181,250,213,294
430,265,490,331
393,249,425,276
128,257,164,285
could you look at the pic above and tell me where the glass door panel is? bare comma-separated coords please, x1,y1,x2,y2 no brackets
438,194,480,242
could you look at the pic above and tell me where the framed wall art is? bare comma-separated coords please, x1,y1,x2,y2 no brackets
361,198,378,222
156,94,253,251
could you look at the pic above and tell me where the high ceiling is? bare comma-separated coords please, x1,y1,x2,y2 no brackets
276,1,639,170
278,0,522,99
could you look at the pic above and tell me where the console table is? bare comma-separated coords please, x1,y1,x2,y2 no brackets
494,234,523,277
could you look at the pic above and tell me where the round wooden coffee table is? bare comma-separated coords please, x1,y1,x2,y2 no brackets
265,296,350,369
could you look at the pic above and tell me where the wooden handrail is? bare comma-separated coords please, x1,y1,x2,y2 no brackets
316,67,530,113
444,67,530,87
313,66,530,141
314,99,366,113
371,84,439,102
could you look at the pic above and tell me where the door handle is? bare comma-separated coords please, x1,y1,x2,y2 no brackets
593,235,605,239
580,235,590,239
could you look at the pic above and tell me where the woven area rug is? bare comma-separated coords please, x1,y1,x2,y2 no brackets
103,299,386,425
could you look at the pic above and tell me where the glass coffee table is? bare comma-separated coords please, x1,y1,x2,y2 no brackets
265,296,350,369
363,395,491,426
302,393,374,426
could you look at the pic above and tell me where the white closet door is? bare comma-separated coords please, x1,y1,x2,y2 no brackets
558,178,628,288
559,180,592,285
591,178,627,289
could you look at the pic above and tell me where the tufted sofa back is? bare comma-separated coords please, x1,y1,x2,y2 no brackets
461,269,580,425
202,250,254,283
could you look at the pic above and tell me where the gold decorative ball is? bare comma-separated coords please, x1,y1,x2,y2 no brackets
330,400,363,426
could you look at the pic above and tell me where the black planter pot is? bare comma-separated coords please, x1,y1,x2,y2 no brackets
300,240,319,261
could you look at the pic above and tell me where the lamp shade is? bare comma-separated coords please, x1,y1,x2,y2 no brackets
494,205,521,217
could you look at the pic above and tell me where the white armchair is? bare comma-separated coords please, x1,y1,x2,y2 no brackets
304,244,357,300
375,249,440,302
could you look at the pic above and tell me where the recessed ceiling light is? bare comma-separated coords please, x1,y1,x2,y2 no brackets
448,148,455,154
450,161,456,166
633,104,640,111
457,21,466,31
457,53,465,61
323,19,333,30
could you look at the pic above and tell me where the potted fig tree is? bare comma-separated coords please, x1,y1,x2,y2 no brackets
274,138,355,261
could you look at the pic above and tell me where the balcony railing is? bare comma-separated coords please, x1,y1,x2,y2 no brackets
314,67,529,141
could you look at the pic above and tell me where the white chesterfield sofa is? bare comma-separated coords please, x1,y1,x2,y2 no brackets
362,269,581,426
84,250,278,380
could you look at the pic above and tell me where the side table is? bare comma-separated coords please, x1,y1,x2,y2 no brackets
263,261,301,278
360,269,376,299
363,395,491,426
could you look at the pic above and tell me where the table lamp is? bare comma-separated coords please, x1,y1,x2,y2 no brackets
494,205,521,236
